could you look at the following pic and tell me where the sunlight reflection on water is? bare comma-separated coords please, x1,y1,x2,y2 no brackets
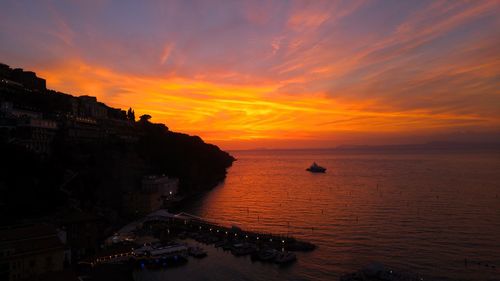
137,150,500,281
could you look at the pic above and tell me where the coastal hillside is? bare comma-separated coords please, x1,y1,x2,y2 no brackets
0,63,234,222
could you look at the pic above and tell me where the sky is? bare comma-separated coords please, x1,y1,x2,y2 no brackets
1,0,499,150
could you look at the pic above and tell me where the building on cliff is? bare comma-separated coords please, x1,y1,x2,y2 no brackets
122,175,179,216
73,95,108,119
0,62,234,224
0,101,58,154
142,175,179,199
0,62,138,152
0,224,66,281
0,63,46,92
54,211,107,262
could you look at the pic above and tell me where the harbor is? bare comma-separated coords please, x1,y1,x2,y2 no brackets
84,209,316,272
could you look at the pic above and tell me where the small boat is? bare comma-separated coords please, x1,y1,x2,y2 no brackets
188,246,207,258
258,249,278,262
133,244,189,269
306,162,326,173
146,256,185,270
214,240,227,248
207,236,220,244
274,251,296,264
231,243,257,256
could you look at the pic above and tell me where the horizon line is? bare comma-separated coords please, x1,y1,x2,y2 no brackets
228,141,500,152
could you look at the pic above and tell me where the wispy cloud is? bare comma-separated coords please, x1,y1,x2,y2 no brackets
0,0,499,149
160,43,174,64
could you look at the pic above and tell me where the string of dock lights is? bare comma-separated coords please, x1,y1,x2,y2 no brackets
93,251,134,265
181,220,293,248
196,227,285,243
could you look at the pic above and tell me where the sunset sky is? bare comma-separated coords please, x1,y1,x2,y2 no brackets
1,0,499,149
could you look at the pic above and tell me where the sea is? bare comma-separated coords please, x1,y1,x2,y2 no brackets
134,149,500,281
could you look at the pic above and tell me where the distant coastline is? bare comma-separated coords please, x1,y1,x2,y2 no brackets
230,141,500,153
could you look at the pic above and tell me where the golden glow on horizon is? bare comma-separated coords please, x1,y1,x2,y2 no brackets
36,58,499,149
2,1,499,149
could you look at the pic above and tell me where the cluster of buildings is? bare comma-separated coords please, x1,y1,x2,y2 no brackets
0,63,182,211
0,63,137,155
0,63,46,92
0,176,180,281
0,209,117,281
0,63,183,280
0,175,181,281
0,101,58,154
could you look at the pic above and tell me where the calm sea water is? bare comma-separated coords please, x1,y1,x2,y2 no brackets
135,149,500,281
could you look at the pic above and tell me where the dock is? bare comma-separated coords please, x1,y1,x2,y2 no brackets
100,209,316,266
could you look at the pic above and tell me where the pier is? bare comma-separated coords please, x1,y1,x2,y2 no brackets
98,209,316,267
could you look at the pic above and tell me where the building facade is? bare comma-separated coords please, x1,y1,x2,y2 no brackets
0,225,65,281
0,102,58,155
123,175,179,216
141,175,179,198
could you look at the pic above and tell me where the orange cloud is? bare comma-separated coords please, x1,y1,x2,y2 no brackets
34,55,499,150
2,0,499,150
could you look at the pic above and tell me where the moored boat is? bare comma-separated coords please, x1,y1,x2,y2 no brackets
274,251,296,264
133,245,189,269
306,162,326,173
259,249,279,262
231,243,257,256
214,240,227,248
188,246,207,258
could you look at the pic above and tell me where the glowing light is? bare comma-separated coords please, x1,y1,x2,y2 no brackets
2,1,497,150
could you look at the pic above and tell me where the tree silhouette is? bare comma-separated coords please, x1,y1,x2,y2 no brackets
127,107,135,121
139,114,152,123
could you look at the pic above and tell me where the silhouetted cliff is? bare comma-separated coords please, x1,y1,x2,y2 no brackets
0,63,234,222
